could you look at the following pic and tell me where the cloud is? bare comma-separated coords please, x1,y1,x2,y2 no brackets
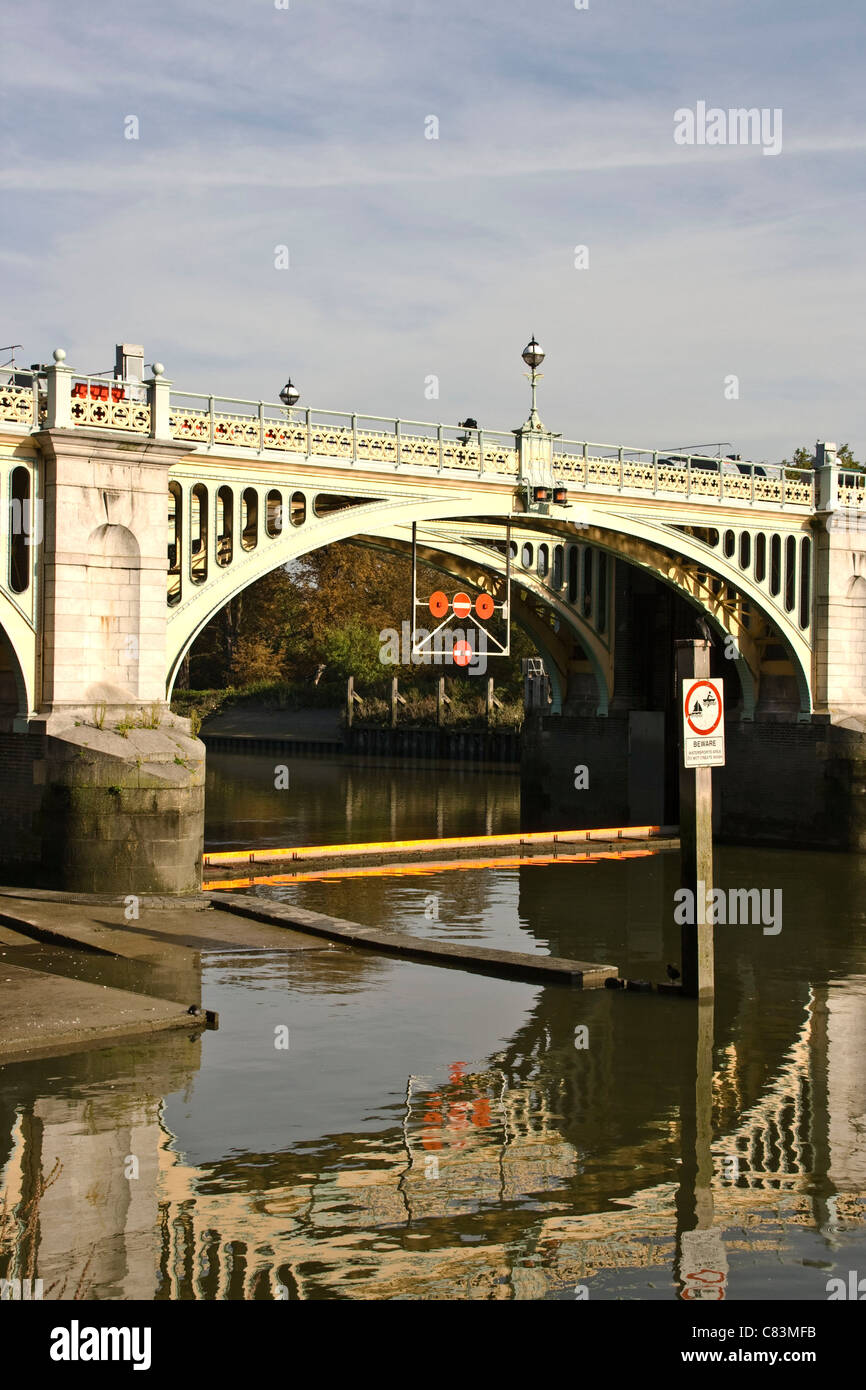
2,0,865,459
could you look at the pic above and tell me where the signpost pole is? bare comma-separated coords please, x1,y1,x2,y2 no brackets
411,523,417,654
676,639,715,998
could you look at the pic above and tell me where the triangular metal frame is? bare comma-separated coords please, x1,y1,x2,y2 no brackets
410,521,512,658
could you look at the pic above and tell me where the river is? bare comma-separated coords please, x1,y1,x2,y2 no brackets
1,749,864,1300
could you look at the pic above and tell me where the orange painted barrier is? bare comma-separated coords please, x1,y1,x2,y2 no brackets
206,846,658,891
203,825,667,869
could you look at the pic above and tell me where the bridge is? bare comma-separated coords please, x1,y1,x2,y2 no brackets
1,341,865,890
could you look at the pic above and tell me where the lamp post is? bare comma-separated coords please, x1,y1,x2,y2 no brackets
279,377,300,425
521,336,545,430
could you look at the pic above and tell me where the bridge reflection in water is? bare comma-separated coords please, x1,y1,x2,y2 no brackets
1,947,863,1300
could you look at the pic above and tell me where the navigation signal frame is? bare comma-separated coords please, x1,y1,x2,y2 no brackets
410,521,512,660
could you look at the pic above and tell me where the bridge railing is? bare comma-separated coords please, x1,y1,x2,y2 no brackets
838,469,866,508
67,371,151,433
0,366,43,429
0,361,844,513
168,391,520,475
164,389,818,507
553,439,815,507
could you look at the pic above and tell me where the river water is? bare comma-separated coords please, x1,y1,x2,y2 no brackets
1,750,864,1300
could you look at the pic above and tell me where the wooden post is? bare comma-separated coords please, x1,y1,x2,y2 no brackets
437,676,445,727
675,639,714,998
486,676,494,727
390,676,398,729
347,676,354,729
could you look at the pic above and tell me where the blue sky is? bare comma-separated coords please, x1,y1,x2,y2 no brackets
1,0,864,460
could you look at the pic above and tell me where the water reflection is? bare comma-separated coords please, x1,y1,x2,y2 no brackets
2,758,865,1300
205,751,521,852
2,946,864,1299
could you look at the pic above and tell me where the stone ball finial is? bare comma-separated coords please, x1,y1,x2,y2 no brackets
53,348,67,362
151,362,165,377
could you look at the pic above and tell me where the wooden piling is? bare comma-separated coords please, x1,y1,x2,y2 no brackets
675,639,714,998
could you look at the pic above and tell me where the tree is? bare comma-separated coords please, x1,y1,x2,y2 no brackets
185,537,541,695
837,444,860,470
229,635,286,685
780,445,816,469
189,564,304,688
781,443,862,470
319,618,386,687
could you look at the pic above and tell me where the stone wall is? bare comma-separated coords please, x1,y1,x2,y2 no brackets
0,724,205,893
523,712,866,851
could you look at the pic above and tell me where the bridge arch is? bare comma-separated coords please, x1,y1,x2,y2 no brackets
165,491,523,694
163,482,812,715
0,603,33,724
354,531,597,715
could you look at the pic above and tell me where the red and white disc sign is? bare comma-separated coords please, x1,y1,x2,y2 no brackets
453,640,472,666
475,592,494,620
452,592,472,619
429,591,449,619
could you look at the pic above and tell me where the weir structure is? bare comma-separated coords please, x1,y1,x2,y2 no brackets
2,339,865,890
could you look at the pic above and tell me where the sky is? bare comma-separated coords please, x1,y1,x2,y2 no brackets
1,0,864,462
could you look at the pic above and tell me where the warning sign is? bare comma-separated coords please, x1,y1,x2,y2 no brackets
682,678,725,767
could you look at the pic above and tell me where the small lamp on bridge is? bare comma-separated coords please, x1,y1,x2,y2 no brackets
521,336,545,431
532,486,550,503
521,337,545,371
553,486,568,505
279,378,300,422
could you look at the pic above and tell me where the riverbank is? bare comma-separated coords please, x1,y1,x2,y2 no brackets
0,890,327,1063
190,701,524,763
0,866,632,1062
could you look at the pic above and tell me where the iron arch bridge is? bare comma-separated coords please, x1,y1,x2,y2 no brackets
159,452,816,719
1,354,863,724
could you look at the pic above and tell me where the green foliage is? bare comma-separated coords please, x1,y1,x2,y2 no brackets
229,635,285,685
320,618,386,688
781,443,862,471
780,445,816,470
136,702,161,730
837,444,861,470
181,537,540,700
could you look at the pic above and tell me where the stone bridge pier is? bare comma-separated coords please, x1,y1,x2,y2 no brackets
0,375,205,894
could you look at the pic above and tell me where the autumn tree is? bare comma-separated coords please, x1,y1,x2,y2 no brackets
781,443,861,470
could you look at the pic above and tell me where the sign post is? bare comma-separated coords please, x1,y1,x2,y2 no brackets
675,640,721,998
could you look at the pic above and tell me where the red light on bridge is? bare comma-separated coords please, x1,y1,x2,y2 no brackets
72,382,126,402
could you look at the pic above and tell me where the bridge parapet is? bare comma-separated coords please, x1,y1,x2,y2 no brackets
552,446,815,508
4,354,847,513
